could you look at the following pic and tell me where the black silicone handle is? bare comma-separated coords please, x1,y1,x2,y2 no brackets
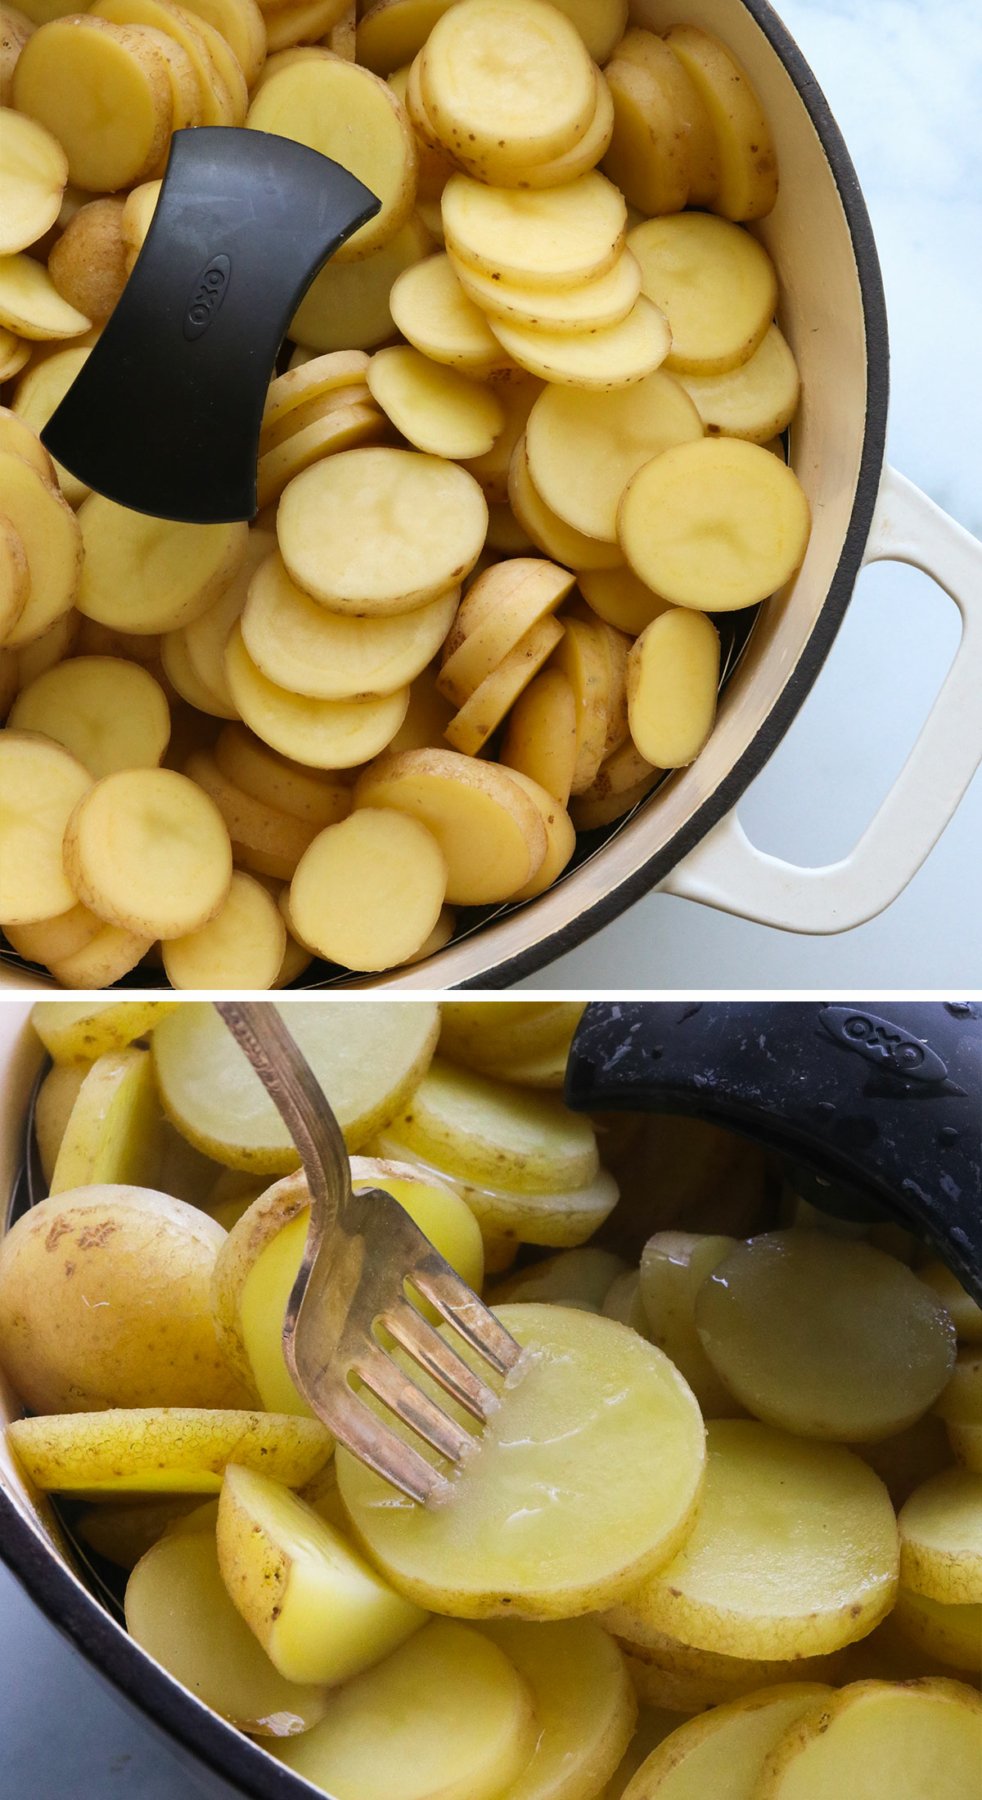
41,128,380,524
565,1001,982,1302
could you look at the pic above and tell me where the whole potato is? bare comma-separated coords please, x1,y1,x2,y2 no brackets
0,1184,250,1414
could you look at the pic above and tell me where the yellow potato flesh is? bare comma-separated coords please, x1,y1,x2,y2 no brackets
479,1617,636,1800
756,1678,982,1800
368,345,504,458
0,731,91,925
13,341,94,503
185,751,321,880
622,1683,832,1800
13,19,169,194
217,1462,427,1685
125,1529,330,1734
48,1046,162,1194
154,1000,438,1171
33,1059,88,1183
498,766,576,901
891,1587,982,1674
440,557,574,701
386,1055,598,1194
275,1619,538,1800
373,1127,619,1248
613,1421,899,1660
289,807,447,970
0,106,67,254
629,213,777,376
64,767,233,939
898,1469,982,1605
500,667,579,805
437,1000,586,1072
357,0,459,78
603,56,689,219
493,1247,627,1312
48,920,153,989
78,498,247,634
255,399,384,511
627,608,719,771
30,998,178,1062
9,655,171,776
510,438,624,573
339,1304,706,1619
919,1263,982,1344
695,1231,957,1441
162,871,287,992
224,624,410,768
444,614,565,755
0,449,82,649
638,1232,743,1419
488,297,670,391
10,1407,331,1495
664,25,778,223
293,215,433,352
677,323,800,443
442,171,627,289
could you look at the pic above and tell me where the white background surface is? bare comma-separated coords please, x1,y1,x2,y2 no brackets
1,2,981,1795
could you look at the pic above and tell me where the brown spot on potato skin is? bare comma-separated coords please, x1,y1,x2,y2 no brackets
45,1219,72,1251
77,1222,120,1250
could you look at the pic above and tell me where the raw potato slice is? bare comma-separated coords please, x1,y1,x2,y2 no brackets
550,614,615,794
277,447,487,613
898,1469,982,1605
502,765,577,901
179,0,265,87
185,751,322,878
603,56,690,218
243,553,457,702
180,525,275,715
389,251,508,372
0,401,58,484
64,767,233,939
49,1046,162,1194
509,438,624,572
755,1679,982,1800
488,297,671,391
384,1055,598,1194
579,566,670,637
614,27,718,209
439,558,575,706
13,341,94,505
224,625,410,768
32,1060,88,1183
526,372,703,543
569,771,659,830
508,69,615,192
664,25,778,223
151,1000,440,1170
78,498,247,634
442,172,627,288
629,214,777,376
0,731,90,924
217,1463,427,1685
639,1233,743,1420
9,656,170,775
0,449,82,647
12,17,171,193
627,609,720,769
214,723,352,829
162,871,287,990
695,1231,957,1441
263,0,350,55
0,107,67,254
5,907,100,978
0,509,29,641
500,666,578,805
478,1617,636,1800
275,1619,537,1800
368,346,504,459
30,997,177,1061
621,1684,832,1800
0,325,30,380
354,747,547,904
261,386,374,456
891,1587,982,1674
420,0,596,173
618,439,811,611
255,399,384,511
358,0,458,78
48,921,153,988
163,626,237,718
339,1304,706,1618
456,249,641,337
246,58,416,262
124,1530,330,1735
262,350,371,434
91,0,240,128
677,324,800,443
444,615,564,754
289,808,447,970
292,214,433,353
612,1421,899,1661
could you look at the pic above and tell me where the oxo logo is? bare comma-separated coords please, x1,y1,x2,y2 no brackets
818,1006,949,1083
184,254,231,340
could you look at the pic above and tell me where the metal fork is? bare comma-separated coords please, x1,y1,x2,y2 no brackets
214,1002,523,1504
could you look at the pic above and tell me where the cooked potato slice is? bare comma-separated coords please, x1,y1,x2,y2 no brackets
214,723,352,828
526,372,703,544
695,1231,957,1441
622,1684,833,1800
604,1708,688,1799
438,998,584,1071
13,16,172,193
891,1587,982,1675
353,746,546,904
292,214,433,353
64,767,233,939
368,346,504,458
0,731,90,925
619,438,811,610
162,871,287,991
627,607,719,769
10,655,170,774
30,997,177,1061
853,1413,955,1510
242,552,457,702
185,751,320,879
340,1304,705,1618
495,1248,626,1314
638,1233,743,1420
500,666,578,804
78,498,247,633
607,1421,898,1661
630,215,777,375
612,1621,843,1711
948,1420,982,1475
479,1617,636,1799
488,297,670,390
48,1046,162,1194
247,56,415,261
153,1000,439,1170
664,25,778,222
0,448,81,647
755,1678,982,1800
32,1058,88,1183
442,171,627,288
389,250,509,372
677,325,799,443
920,1264,982,1345
11,1405,331,1495
898,1469,982,1606
224,625,410,768
508,437,624,572
0,106,66,253
439,558,574,705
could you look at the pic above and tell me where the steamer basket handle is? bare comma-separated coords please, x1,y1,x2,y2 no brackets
661,466,982,934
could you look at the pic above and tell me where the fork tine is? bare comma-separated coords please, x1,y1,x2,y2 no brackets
381,1296,500,1424
354,1345,476,1465
330,1384,452,1506
407,1265,524,1376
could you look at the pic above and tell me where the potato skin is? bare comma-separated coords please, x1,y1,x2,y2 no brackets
0,1183,250,1413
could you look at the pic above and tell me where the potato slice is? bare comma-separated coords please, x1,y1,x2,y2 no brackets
898,1469,982,1606
242,552,457,703
755,1678,982,1800
639,1233,744,1420
48,1046,162,1194
263,349,371,434
891,1587,982,1675
603,56,690,218
578,566,668,638
353,745,546,904
0,324,30,380
153,999,439,1170
619,439,810,611
437,999,584,1069
461,372,542,504
442,171,627,288
508,437,623,572
263,0,351,55
78,497,247,633
224,624,410,768
32,1058,88,1182
444,615,564,755
420,0,596,174
176,0,264,86
0,106,66,253
0,448,82,647
214,722,352,828
478,1617,636,1799
12,341,94,505
630,214,777,376
0,730,90,924
389,250,509,372
261,385,373,456
255,399,384,511
488,296,670,391
526,372,703,545
292,214,433,354
0,509,29,641
247,56,415,261
339,1304,706,1618
612,1622,843,1712
549,613,615,794
497,764,576,901
920,1264,982,1345
493,1247,626,1312
30,997,176,1060
608,1421,899,1661
48,920,154,988
695,1231,957,1442
368,345,504,458
614,26,718,208
12,16,172,193
162,870,287,991
277,446,487,614
853,1413,955,1511
603,1709,687,1800
186,751,324,879
77,1494,204,1570
178,524,275,715
622,1684,833,1800
504,67,615,191
64,766,233,939
358,0,458,77
500,666,578,805
439,558,574,704
10,1404,331,1495
9,655,170,775
677,324,800,443
459,254,637,344
288,808,445,970
664,25,778,222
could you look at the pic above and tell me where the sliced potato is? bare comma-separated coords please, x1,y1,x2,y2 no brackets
614,26,717,207
444,613,564,755
214,723,353,828
478,1617,636,1800
255,398,385,511
935,1349,982,1425
493,1247,627,1312
262,349,371,435
487,297,670,391
162,871,287,991
853,1412,955,1510
508,67,615,191
578,566,670,637
151,1000,439,1171
437,1000,585,1072
891,1587,982,1675
12,15,172,193
291,213,433,353
358,0,459,77
920,1264,982,1345
263,0,350,54
500,665,578,805
0,105,67,253
389,250,509,372
620,1683,833,1800
64,766,233,939
224,624,410,768
78,497,247,634
664,25,778,222
501,764,577,901
368,345,504,458
32,1057,88,1183
9,655,170,775
372,1130,618,1250
12,341,94,504
49,1046,163,1194
754,1678,982,1800
898,1469,982,1606
508,436,623,572
461,371,543,504
30,997,177,1061
0,730,91,925
629,214,777,376
677,324,800,443
47,919,154,988
602,54,689,219
289,807,447,971
550,613,616,794
47,195,127,325
639,1232,744,1420
0,324,30,379
0,244,89,337
77,1494,204,1570
0,448,82,648
441,171,627,289
185,750,321,880
179,524,276,716
10,1405,331,1496
178,0,265,87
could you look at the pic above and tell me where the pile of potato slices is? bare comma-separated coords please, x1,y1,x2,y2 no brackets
1,0,811,986
0,999,978,1800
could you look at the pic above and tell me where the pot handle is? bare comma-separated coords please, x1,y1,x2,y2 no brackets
661,465,982,933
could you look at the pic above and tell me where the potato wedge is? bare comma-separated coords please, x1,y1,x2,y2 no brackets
48,1046,163,1194
10,655,170,775
755,1678,982,1800
0,731,91,925
64,767,233,939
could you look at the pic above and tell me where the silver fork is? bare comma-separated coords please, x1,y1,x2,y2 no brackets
214,1002,523,1504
